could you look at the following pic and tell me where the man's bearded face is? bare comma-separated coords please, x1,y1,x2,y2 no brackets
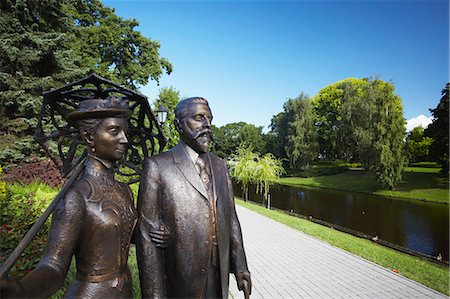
178,102,213,153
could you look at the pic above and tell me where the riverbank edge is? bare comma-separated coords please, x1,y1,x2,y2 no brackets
278,178,449,205
236,198,450,295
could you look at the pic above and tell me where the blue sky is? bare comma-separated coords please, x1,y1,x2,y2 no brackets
105,0,449,131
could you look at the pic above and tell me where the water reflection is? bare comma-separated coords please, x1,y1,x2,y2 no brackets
233,182,449,261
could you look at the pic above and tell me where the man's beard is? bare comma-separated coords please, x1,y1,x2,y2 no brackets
191,130,213,153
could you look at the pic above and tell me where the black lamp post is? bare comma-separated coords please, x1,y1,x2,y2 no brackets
156,104,168,125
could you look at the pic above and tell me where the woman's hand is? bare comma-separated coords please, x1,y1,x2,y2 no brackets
150,225,171,248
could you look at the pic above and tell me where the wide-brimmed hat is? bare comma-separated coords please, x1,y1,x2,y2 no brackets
67,96,132,122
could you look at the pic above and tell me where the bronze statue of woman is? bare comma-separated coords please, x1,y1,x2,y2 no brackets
2,97,145,298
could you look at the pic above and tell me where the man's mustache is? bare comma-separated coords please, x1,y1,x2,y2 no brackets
193,129,214,142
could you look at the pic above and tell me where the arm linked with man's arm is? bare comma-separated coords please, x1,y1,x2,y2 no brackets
136,157,166,299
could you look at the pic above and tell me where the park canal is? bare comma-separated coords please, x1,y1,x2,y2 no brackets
233,182,449,262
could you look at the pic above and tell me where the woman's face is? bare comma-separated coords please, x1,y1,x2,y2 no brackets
91,117,129,162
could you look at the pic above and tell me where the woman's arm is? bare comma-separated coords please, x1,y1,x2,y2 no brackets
18,188,86,298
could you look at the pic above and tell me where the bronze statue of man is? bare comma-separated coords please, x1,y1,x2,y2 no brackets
136,97,252,298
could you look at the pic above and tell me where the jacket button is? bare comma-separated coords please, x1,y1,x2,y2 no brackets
205,214,209,218
204,241,210,246
201,268,206,274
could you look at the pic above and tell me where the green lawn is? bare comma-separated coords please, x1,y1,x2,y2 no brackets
236,199,450,295
279,168,449,204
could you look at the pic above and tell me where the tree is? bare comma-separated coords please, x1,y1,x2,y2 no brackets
425,83,449,174
229,145,259,201
0,0,85,165
406,126,433,163
312,78,373,161
254,153,285,207
285,94,319,169
371,79,407,189
212,122,265,158
229,145,285,205
311,78,406,189
153,87,180,149
266,112,288,159
65,0,172,89
0,0,172,165
266,95,304,160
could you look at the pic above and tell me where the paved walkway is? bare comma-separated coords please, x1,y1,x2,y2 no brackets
228,205,447,298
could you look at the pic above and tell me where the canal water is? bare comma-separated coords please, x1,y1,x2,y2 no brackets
233,183,449,261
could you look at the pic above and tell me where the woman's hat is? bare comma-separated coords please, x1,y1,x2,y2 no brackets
67,96,132,122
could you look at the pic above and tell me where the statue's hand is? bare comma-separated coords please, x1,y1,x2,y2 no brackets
0,277,25,298
150,224,170,248
235,271,252,296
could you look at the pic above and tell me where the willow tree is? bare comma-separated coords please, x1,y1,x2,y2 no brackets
229,145,285,206
229,145,258,201
311,77,406,189
254,153,285,207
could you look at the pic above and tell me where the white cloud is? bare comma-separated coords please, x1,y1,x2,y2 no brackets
406,115,433,132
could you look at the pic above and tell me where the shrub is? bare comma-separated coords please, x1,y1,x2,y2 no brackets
0,181,58,277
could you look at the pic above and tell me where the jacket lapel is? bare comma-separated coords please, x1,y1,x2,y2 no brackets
171,143,209,200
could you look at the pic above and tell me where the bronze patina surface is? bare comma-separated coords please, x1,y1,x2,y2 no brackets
136,97,252,299
3,98,137,298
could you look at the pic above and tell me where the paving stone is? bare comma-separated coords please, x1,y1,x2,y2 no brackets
228,205,447,299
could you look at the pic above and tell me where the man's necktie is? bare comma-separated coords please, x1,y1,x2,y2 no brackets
195,155,210,189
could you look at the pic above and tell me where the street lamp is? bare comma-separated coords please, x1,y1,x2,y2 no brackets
156,104,168,125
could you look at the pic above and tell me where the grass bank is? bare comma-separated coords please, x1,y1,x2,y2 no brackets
279,168,449,204
236,199,449,295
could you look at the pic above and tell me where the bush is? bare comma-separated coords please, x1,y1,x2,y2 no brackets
285,165,348,177
0,181,58,277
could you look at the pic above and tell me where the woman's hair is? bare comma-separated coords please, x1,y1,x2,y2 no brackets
76,118,103,145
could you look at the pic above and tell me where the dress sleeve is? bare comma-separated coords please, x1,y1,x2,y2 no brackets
20,187,86,298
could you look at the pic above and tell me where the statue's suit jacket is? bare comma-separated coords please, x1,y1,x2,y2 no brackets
136,143,249,299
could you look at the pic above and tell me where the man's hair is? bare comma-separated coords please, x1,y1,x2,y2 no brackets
175,97,209,120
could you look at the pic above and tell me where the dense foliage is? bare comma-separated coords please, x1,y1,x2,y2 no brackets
406,126,433,163
211,122,266,158
65,0,172,89
229,145,285,205
425,83,449,175
285,93,319,168
0,181,58,277
152,87,181,149
0,0,172,166
268,78,407,189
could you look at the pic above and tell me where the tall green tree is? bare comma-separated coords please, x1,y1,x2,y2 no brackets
425,83,449,174
310,77,406,188
153,87,180,149
65,0,172,89
0,0,172,165
312,78,373,161
212,122,265,158
0,0,85,165
370,79,406,189
266,96,303,160
285,94,319,168
406,126,433,163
